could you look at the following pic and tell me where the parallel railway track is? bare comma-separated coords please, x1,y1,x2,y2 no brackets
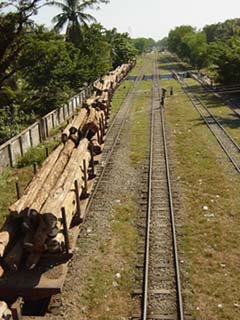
175,74,240,173
133,56,184,320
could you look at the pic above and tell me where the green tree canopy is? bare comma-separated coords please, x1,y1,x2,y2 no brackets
208,36,240,84
132,37,155,54
105,28,137,68
49,0,109,47
203,18,240,43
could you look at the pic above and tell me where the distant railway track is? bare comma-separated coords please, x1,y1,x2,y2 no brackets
175,74,240,173
133,56,184,320
187,75,240,118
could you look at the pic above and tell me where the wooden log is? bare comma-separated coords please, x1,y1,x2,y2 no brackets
25,139,91,268
61,122,73,144
28,213,58,252
69,108,88,132
9,143,64,215
29,139,76,214
0,218,19,258
0,265,4,278
90,134,102,155
3,308,12,320
62,108,88,144
83,97,98,109
0,302,8,318
82,108,98,134
4,240,24,272
53,156,91,249
25,252,41,270
41,138,90,226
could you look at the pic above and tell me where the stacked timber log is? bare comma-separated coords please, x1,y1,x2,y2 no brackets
0,61,134,275
0,301,12,319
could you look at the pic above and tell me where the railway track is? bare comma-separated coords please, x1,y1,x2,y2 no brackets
185,75,240,118
133,56,184,320
175,74,240,173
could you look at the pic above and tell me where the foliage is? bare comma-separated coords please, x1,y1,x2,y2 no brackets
208,36,240,84
0,0,45,89
16,138,60,167
49,0,109,47
168,26,208,70
132,37,155,54
182,31,208,70
105,28,137,68
0,1,136,145
167,18,240,83
79,23,112,80
168,25,195,58
203,18,240,43
18,29,77,115
157,37,168,50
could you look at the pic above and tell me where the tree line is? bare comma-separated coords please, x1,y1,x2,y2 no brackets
166,18,240,85
0,0,155,144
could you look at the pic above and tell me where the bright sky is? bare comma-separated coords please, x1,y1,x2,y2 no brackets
35,0,240,40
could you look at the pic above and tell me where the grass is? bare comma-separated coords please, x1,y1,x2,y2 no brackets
81,199,139,319
129,56,144,76
0,167,34,225
162,70,240,319
129,53,154,76
111,80,133,115
184,77,240,145
129,80,152,167
16,138,60,168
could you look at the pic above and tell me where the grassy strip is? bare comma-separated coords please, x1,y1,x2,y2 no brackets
130,80,151,167
81,199,139,319
129,56,144,76
111,54,154,117
111,81,133,115
163,76,240,319
129,53,154,76
159,53,190,74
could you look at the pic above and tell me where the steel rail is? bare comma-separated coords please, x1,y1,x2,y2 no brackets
187,75,240,119
156,63,184,320
141,54,184,320
142,58,154,320
185,84,240,151
178,77,240,174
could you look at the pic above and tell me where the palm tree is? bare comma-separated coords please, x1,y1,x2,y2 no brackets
49,0,109,47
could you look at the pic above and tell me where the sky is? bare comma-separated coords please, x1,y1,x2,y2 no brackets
35,0,240,40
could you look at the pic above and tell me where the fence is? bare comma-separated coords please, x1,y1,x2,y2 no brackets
0,85,93,173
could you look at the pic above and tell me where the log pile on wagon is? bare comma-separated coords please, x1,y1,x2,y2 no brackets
0,301,12,319
0,62,134,276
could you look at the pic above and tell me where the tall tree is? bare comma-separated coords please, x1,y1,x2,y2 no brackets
105,28,137,68
0,0,44,89
49,0,109,47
